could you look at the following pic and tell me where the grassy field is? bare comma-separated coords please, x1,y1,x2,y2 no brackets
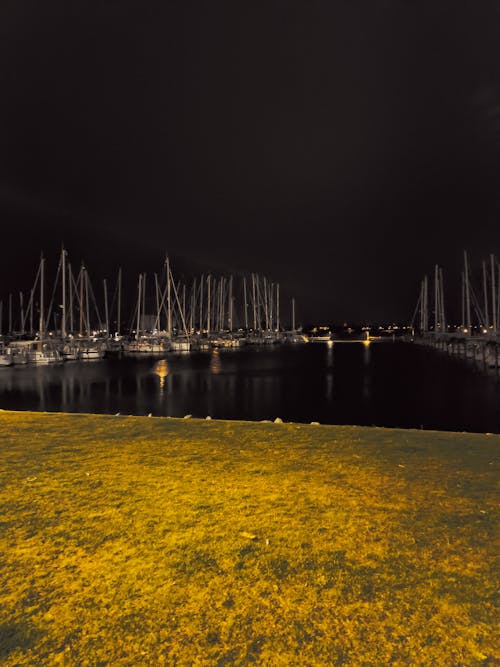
0,410,498,666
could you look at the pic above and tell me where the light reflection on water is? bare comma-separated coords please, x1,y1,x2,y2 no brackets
210,349,222,375
1,343,500,432
153,359,169,391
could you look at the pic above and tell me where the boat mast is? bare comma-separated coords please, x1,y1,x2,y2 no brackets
136,273,142,341
85,267,91,337
252,274,257,330
222,277,226,331
464,251,471,334
461,272,465,331
8,293,12,336
424,275,428,333
434,264,439,332
142,273,147,333
263,276,269,331
61,247,66,339
182,284,186,331
214,278,219,332
497,261,500,333
117,267,122,336
491,254,497,334
167,263,190,339
292,297,295,332
104,278,109,335
218,277,223,332
419,280,424,332
39,254,45,344
19,292,24,336
256,276,262,332
154,273,160,331
483,260,489,330
79,265,84,336
420,277,426,332
229,275,233,332
68,263,74,334
207,274,211,336
439,268,446,331
276,283,280,332
190,278,196,334
269,282,274,332
166,257,172,338
30,288,34,336
243,276,248,330
199,275,204,333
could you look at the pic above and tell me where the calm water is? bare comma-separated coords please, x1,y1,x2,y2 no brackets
1,342,500,433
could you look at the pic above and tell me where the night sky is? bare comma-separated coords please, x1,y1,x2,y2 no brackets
1,1,500,324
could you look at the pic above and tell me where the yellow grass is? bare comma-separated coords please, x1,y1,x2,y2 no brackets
0,410,498,666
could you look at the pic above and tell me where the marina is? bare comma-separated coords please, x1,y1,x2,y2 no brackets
0,248,308,363
1,341,500,433
3,247,500,433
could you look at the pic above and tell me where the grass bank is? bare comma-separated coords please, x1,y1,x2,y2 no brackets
0,410,498,666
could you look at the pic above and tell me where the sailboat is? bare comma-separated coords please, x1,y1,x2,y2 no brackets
29,255,61,364
6,341,30,364
162,257,191,352
78,338,106,360
0,343,13,366
123,273,170,355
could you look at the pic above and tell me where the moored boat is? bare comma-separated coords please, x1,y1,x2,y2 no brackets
123,337,169,356
62,343,80,361
78,343,105,361
29,345,61,365
0,346,13,366
171,337,191,352
6,340,60,365
4,342,28,364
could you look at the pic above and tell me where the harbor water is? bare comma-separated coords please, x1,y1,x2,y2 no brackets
1,341,500,433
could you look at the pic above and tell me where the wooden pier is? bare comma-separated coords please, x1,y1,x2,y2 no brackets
414,332,500,374
411,251,500,374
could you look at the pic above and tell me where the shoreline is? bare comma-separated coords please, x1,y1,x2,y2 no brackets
1,407,499,438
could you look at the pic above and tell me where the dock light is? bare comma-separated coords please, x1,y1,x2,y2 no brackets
327,340,333,348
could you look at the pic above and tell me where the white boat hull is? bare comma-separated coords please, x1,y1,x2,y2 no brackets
12,354,29,365
123,341,167,355
29,352,59,365
79,349,105,360
171,340,190,352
